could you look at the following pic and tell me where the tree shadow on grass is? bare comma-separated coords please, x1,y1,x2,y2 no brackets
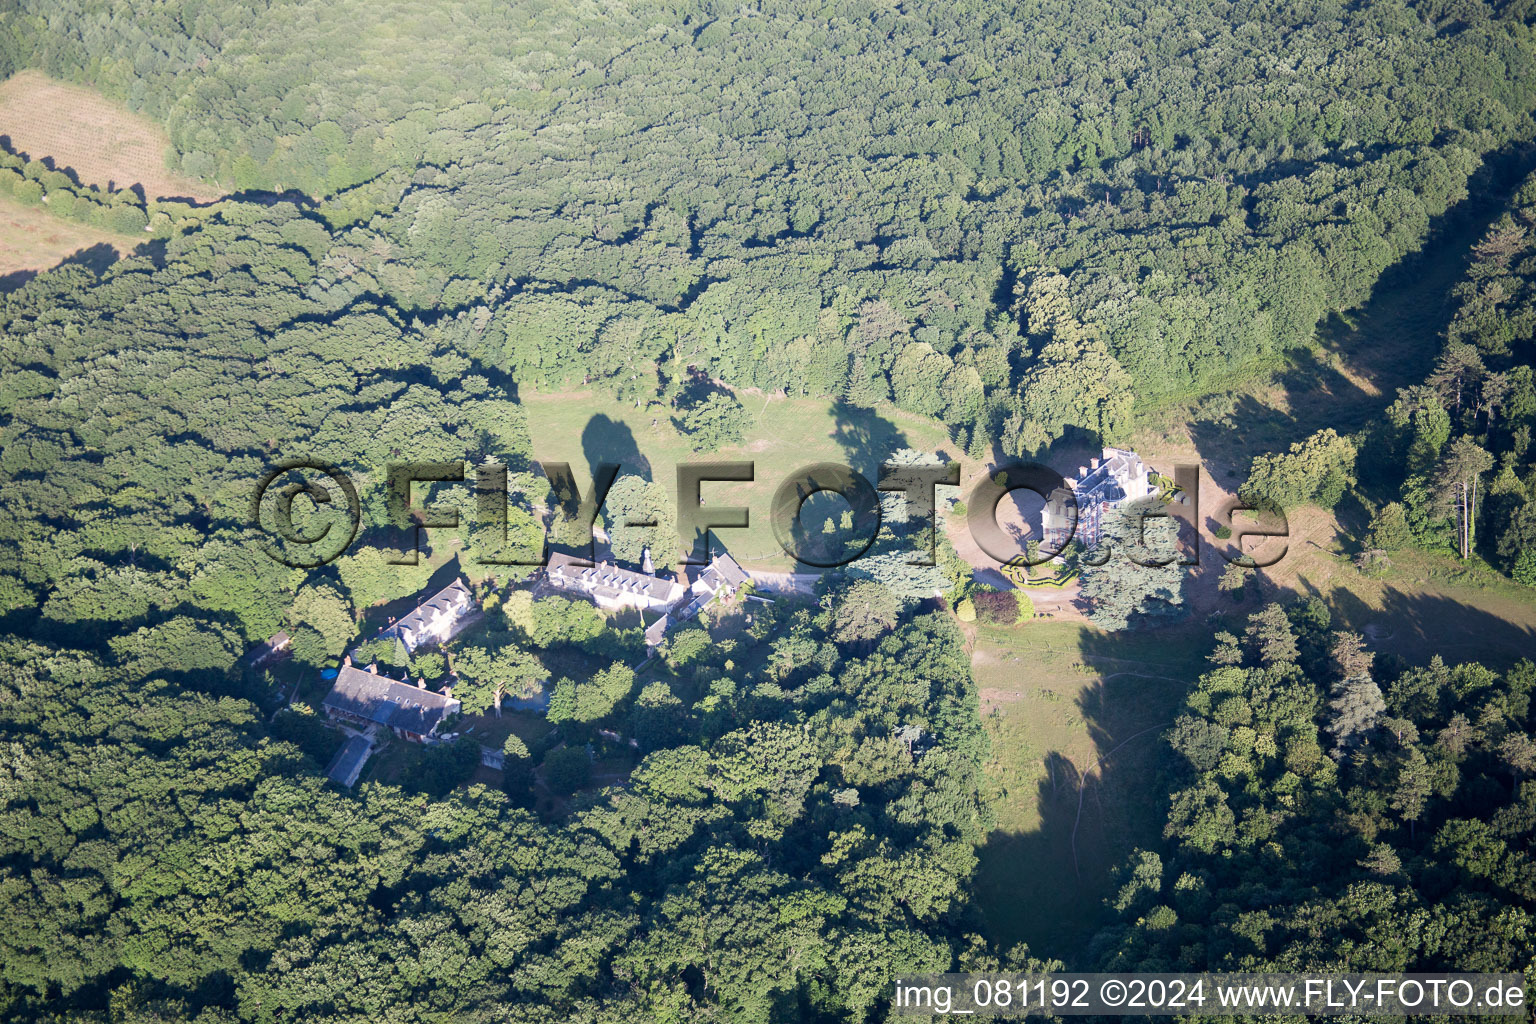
581,413,650,482
1186,352,1374,485
972,578,1536,959
757,401,914,575
1187,143,1536,488
827,400,911,481
1318,583,1536,672
0,269,35,293
60,241,120,277
970,623,1208,961
2,241,122,294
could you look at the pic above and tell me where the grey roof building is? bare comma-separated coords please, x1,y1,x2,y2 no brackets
1041,447,1152,551
321,664,461,740
378,578,475,653
247,630,291,666
545,552,687,612
671,550,751,624
692,551,749,596
546,549,752,650
643,614,671,648
325,734,374,787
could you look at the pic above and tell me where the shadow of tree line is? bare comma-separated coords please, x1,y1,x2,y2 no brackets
1,240,122,293
974,575,1536,965
1188,141,1536,485
976,137,1536,947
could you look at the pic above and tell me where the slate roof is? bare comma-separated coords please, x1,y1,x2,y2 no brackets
546,552,686,606
248,631,292,665
322,665,460,735
326,734,373,787
384,578,473,648
1044,447,1150,521
1077,448,1147,505
694,551,749,593
643,613,671,648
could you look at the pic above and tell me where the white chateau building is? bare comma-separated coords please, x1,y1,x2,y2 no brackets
377,578,475,653
1041,447,1152,550
545,552,687,612
544,549,751,647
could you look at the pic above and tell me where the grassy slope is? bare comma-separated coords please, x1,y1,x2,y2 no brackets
0,193,128,284
970,622,1209,957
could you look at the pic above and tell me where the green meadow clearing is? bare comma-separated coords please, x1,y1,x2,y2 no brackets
969,620,1212,957
967,549,1536,960
522,388,961,568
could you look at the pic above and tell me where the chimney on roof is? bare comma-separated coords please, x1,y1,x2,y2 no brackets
1091,457,1100,469
417,677,426,689
365,663,378,674
1078,466,1088,478
343,655,352,667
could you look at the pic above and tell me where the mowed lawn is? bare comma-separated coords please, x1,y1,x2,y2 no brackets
970,619,1209,959
0,70,218,201
521,388,959,568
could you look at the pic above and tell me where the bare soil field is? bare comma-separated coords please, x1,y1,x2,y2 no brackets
0,70,218,201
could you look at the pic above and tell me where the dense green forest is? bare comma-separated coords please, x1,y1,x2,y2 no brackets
1236,166,1536,581
1,606,1014,1021
3,0,1536,1019
1096,600,1536,980
7,0,1536,446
